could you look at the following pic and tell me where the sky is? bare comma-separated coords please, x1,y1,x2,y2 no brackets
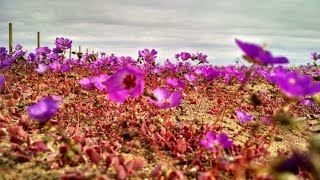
0,0,319,65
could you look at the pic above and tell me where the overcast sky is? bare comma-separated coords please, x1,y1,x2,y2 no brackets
0,0,319,65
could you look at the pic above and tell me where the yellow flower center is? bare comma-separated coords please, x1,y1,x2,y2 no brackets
288,78,296,85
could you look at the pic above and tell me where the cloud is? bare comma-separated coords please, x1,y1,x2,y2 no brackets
0,0,319,65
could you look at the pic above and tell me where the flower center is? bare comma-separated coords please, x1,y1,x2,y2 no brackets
122,74,137,89
288,78,296,85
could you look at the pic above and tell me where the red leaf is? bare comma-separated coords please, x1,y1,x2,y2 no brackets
168,170,185,180
175,138,187,154
85,147,101,164
125,157,145,175
115,165,127,180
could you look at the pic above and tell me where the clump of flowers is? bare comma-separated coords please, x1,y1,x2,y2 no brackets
201,131,233,152
148,88,183,108
27,96,62,121
235,39,289,66
106,66,145,103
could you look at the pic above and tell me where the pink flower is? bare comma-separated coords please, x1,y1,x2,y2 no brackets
27,96,62,122
79,78,94,89
149,88,183,108
235,109,254,122
166,77,185,90
184,74,198,83
235,39,288,65
180,52,191,61
138,49,157,64
91,74,109,91
201,131,233,152
106,66,144,103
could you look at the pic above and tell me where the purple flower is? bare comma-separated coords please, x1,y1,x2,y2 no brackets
193,52,208,64
258,51,289,65
60,63,70,72
15,44,23,51
27,96,61,121
138,49,157,64
52,47,63,54
36,47,51,56
91,74,109,91
201,132,233,152
236,109,254,122
180,52,192,61
55,37,72,50
166,77,185,90
106,66,144,103
275,71,320,99
79,77,94,89
0,58,14,69
184,74,198,83
49,61,60,71
13,50,26,59
300,99,315,107
35,63,48,74
0,74,4,89
27,53,36,63
149,88,183,108
260,65,287,84
310,52,320,61
201,67,220,81
0,47,8,59
235,39,289,65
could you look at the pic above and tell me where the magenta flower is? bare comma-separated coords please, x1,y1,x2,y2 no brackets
55,37,72,50
27,96,61,121
0,74,4,89
300,99,315,107
149,88,183,108
166,77,185,90
184,74,198,83
275,70,320,99
52,47,63,54
193,52,208,64
180,52,192,61
236,109,254,122
35,47,51,56
201,132,233,152
91,74,108,91
15,44,23,51
35,63,48,74
106,66,144,103
79,77,94,89
235,39,288,65
201,67,220,81
138,49,157,64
